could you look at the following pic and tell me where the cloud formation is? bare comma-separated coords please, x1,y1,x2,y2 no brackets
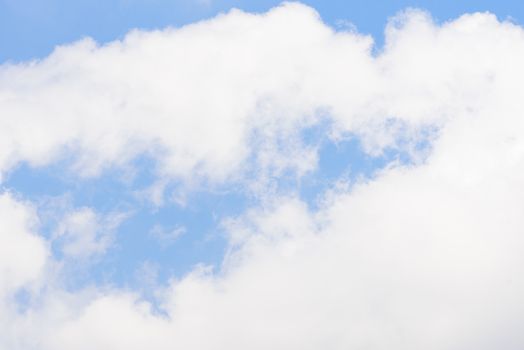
2,2,524,349
0,2,398,186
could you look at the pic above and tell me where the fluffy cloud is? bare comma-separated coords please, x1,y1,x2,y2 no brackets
2,2,524,349
0,2,388,188
0,192,47,295
0,193,48,349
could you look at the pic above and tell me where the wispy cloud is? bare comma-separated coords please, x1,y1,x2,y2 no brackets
148,224,185,248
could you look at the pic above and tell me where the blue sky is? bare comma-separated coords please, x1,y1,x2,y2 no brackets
2,1,524,348
2,0,524,62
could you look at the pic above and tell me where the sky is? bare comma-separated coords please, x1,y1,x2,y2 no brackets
2,1,524,349
2,0,524,62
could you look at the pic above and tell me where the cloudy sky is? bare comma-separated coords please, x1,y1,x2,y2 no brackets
2,0,524,349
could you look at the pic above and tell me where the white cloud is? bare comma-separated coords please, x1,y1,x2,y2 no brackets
0,192,47,295
0,192,48,349
2,2,524,349
148,224,185,248
0,2,374,187
54,207,127,259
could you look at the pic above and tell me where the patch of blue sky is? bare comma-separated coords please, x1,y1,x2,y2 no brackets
3,154,251,289
2,119,430,293
274,118,427,210
97,185,250,288
2,0,524,63
13,287,33,314
299,136,388,207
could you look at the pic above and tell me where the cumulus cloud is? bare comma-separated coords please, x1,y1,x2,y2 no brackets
0,2,377,188
0,192,47,295
0,192,48,349
2,2,524,349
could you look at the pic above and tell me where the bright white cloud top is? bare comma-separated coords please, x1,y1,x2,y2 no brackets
2,2,524,349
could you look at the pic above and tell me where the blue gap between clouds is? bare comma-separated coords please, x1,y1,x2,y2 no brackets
2,128,408,294
3,155,249,291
